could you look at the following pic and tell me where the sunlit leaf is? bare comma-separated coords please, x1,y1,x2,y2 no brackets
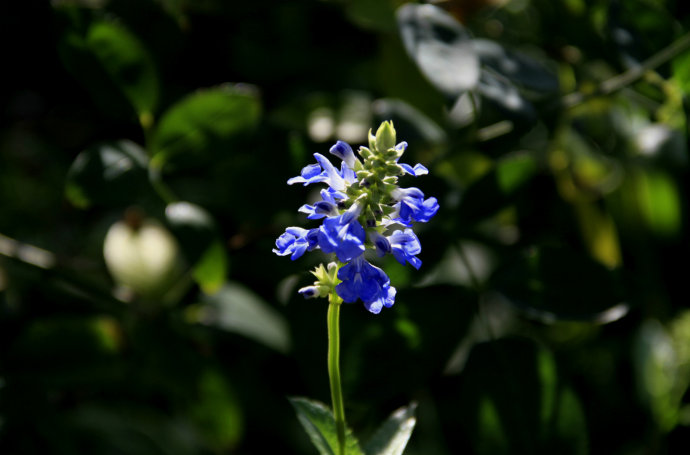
191,241,227,294
634,320,680,432
397,4,479,97
363,403,416,455
634,312,690,433
289,397,363,455
151,85,261,171
672,49,690,96
634,169,681,237
65,140,150,208
572,200,622,269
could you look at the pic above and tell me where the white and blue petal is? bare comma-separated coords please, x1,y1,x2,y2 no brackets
330,141,360,170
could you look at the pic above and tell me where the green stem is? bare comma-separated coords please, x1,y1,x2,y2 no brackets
327,293,346,455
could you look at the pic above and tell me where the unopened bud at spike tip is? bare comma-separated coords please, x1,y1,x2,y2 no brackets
375,121,396,152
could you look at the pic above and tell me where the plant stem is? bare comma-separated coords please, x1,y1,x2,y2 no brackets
327,293,346,455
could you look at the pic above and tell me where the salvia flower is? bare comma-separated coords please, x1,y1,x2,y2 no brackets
273,121,438,313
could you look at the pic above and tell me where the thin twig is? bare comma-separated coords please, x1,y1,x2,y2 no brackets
562,31,690,109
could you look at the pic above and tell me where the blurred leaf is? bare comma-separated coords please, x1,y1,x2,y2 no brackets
67,404,199,455
458,152,538,223
151,85,261,170
165,201,216,263
435,151,492,188
633,169,681,237
346,0,399,32
473,39,559,94
56,14,135,119
476,69,536,124
491,245,627,323
458,338,588,455
397,4,479,97
634,312,690,433
634,320,680,432
573,200,622,269
192,282,290,353
191,240,227,294
363,403,416,455
165,202,227,293
86,20,159,121
189,368,243,450
289,397,363,455
65,140,149,208
56,13,158,122
340,285,477,406
672,49,690,96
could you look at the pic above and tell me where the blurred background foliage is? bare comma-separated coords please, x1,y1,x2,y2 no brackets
3,0,690,453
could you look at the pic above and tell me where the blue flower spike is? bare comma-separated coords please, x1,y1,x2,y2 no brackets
273,121,438,313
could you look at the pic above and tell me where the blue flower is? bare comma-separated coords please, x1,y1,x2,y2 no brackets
298,286,320,299
298,188,343,220
330,141,360,170
399,163,429,177
372,229,422,270
317,205,365,262
391,142,428,177
336,256,396,314
273,227,319,260
287,163,328,186
288,152,356,192
392,187,439,226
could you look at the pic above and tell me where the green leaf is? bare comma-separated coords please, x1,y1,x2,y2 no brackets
191,240,227,295
633,313,690,433
189,282,290,353
165,202,227,293
363,403,416,455
672,50,690,96
289,397,363,455
65,140,150,209
397,4,479,97
151,85,261,171
86,20,159,121
634,169,681,237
